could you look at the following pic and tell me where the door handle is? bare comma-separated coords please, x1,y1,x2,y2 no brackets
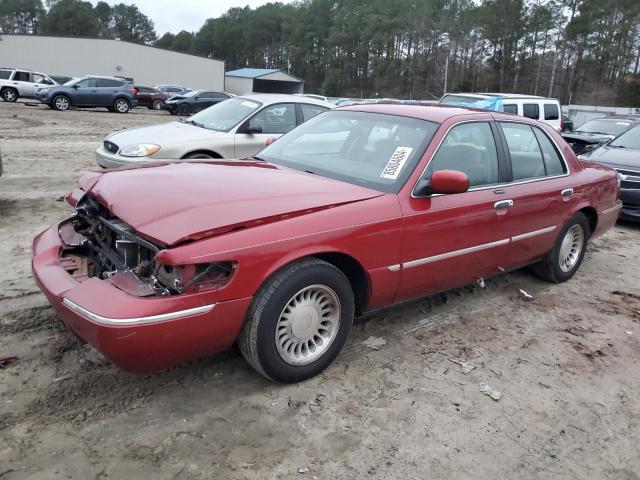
561,188,574,197
494,199,514,209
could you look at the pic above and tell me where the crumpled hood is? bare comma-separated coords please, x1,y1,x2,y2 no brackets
585,145,640,170
562,131,613,145
83,161,384,246
107,122,226,148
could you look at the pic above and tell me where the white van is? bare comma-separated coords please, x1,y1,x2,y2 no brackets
439,93,563,131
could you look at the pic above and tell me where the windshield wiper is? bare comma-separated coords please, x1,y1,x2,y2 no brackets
181,119,207,129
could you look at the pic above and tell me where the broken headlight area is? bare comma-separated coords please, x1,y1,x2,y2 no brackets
59,195,236,297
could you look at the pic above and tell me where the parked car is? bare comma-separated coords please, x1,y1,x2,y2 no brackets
50,75,74,85
439,92,563,130
96,94,333,167
161,90,234,116
39,76,138,113
0,67,57,102
580,123,640,222
155,85,190,97
562,116,640,155
134,85,168,110
561,114,574,132
34,104,620,381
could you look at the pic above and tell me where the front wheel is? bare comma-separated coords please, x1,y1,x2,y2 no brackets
152,99,163,110
52,95,70,111
239,258,354,383
113,98,130,113
532,212,589,283
178,104,191,116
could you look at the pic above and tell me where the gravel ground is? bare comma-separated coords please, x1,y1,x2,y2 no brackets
1,101,639,480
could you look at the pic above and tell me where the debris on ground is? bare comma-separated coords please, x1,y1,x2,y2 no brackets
363,336,386,350
53,374,72,383
0,355,18,369
447,356,476,374
383,357,403,372
81,345,109,366
519,289,534,301
298,467,310,474
480,383,501,401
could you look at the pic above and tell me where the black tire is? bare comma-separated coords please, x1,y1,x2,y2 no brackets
1,87,18,102
239,258,354,383
52,95,71,111
152,99,163,110
532,212,590,283
113,98,130,113
183,152,216,160
178,104,191,116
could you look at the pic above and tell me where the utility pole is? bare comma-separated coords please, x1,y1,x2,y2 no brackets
444,55,449,95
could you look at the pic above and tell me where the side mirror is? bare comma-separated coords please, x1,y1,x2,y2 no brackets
239,123,263,135
428,170,470,195
265,137,275,146
72,84,79,89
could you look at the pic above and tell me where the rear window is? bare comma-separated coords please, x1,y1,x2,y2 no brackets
544,103,559,120
13,71,29,82
98,78,124,87
503,104,518,114
523,103,540,120
0,70,11,80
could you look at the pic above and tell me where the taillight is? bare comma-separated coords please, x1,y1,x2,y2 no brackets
129,87,137,95
560,117,564,130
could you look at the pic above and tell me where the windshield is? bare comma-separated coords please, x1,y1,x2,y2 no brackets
440,94,485,105
258,110,438,193
609,124,640,149
577,119,632,136
186,97,261,131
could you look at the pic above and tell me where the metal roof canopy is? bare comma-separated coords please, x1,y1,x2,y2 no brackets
224,68,304,95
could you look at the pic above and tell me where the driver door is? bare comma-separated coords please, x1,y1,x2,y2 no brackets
234,103,297,158
396,121,511,301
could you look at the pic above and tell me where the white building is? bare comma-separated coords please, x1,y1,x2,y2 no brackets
225,68,304,95
0,34,225,90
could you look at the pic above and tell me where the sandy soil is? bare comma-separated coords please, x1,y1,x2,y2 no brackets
1,102,639,480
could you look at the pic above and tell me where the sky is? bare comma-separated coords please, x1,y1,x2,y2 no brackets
89,0,295,35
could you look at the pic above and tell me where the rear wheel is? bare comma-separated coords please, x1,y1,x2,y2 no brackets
52,95,70,111
238,258,354,383
183,152,217,160
152,99,163,110
532,212,589,283
113,98,130,113
178,104,191,116
1,88,18,102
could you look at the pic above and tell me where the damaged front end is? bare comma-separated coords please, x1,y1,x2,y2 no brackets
59,195,235,297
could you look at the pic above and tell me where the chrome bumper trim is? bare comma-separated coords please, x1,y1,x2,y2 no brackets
402,238,510,269
511,226,557,242
62,298,215,326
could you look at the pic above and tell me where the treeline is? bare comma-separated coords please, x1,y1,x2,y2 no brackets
2,0,640,106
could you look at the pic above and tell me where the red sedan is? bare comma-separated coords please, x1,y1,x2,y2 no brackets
32,104,621,382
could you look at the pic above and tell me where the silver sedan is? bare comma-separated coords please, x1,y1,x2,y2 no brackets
95,93,333,168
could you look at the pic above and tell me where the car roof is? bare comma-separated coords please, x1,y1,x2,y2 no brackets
239,93,334,108
79,75,130,81
336,103,543,124
444,92,558,101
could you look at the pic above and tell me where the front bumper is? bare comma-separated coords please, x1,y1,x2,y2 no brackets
620,188,640,222
32,222,252,373
160,102,177,113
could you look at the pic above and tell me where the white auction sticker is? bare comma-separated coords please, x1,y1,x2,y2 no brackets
242,101,258,108
380,147,413,179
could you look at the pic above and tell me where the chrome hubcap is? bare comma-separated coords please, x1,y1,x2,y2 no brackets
5,90,16,100
55,97,68,109
559,224,584,272
275,285,341,366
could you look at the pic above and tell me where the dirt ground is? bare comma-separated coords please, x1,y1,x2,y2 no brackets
1,101,639,480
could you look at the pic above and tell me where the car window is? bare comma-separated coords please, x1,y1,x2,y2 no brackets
544,103,559,120
136,86,151,93
0,70,11,80
439,94,484,105
503,104,518,114
259,110,438,194
75,78,99,88
426,122,499,187
33,74,50,84
500,123,546,180
168,87,181,92
532,128,566,176
522,103,540,120
198,91,222,99
97,78,123,88
13,71,30,82
609,124,640,149
249,103,297,134
576,119,632,136
300,104,329,122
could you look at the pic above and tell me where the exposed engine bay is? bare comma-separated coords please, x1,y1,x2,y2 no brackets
60,195,234,297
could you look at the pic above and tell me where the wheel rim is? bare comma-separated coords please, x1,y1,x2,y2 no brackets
275,284,341,366
116,100,128,112
55,97,68,110
153,100,162,109
5,90,16,101
558,224,584,272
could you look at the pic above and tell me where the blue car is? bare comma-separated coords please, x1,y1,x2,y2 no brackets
40,76,138,113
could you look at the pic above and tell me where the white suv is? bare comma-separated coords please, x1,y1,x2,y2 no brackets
0,68,57,102
440,93,563,131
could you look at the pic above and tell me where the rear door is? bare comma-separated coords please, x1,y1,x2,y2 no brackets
396,120,512,301
234,103,297,158
11,70,32,96
135,86,152,106
97,78,125,105
494,120,572,268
